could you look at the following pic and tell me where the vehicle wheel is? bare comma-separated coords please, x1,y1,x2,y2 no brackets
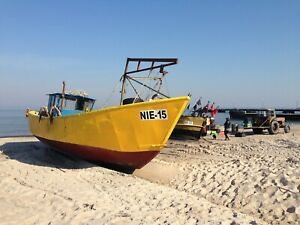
253,128,263,134
268,120,279,134
235,132,245,137
284,124,291,133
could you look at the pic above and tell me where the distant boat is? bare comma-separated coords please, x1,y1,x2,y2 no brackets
229,109,300,121
26,58,190,169
276,112,300,121
229,109,257,119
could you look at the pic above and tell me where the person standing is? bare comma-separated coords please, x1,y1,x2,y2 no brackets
224,118,231,140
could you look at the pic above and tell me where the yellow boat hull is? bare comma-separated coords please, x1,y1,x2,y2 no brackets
27,96,189,168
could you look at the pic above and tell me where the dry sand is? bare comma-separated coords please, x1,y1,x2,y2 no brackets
0,126,299,225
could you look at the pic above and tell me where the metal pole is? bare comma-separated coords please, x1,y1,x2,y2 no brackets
60,81,66,110
120,59,129,105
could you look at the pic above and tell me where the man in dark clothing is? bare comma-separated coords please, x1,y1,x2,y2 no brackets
224,118,231,140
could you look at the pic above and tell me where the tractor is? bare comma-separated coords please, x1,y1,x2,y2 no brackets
243,109,290,135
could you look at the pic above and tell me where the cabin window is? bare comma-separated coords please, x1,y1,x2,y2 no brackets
75,98,84,110
83,100,94,112
62,97,94,111
47,94,95,113
63,98,77,110
48,95,56,109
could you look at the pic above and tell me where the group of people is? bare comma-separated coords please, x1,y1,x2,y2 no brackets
188,96,231,141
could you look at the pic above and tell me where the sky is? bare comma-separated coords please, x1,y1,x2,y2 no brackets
0,0,299,109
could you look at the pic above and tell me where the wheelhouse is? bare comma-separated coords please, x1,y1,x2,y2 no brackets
48,93,96,116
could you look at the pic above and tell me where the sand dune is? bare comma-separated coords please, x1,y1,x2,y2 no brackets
0,127,299,224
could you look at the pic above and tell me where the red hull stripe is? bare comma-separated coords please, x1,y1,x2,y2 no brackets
36,136,159,169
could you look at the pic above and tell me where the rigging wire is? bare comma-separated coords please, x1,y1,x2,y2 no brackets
100,80,121,107
127,78,142,100
145,70,164,100
123,62,172,101
163,76,170,97
134,68,154,100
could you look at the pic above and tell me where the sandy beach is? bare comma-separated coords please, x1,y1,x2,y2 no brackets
0,127,299,225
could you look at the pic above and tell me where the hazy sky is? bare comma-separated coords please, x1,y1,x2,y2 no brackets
0,0,299,109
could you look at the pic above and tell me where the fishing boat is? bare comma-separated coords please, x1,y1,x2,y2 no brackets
172,98,220,139
26,58,190,169
172,115,207,139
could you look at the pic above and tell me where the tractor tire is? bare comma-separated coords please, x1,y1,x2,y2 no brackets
284,124,291,133
253,128,263,134
235,132,245,137
268,120,280,134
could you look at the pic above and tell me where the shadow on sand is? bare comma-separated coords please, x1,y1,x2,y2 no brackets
1,141,135,174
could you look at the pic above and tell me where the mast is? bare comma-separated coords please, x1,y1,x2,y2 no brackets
60,81,66,110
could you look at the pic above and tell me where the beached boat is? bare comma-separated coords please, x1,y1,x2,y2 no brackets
26,58,190,169
172,98,220,139
172,115,207,139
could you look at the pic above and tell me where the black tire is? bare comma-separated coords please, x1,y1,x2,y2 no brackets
235,132,245,137
284,124,291,133
268,120,280,134
253,128,263,134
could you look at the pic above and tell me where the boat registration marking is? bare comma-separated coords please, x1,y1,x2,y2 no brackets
184,121,193,125
140,109,168,120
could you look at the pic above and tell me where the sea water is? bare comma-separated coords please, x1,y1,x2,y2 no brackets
0,109,229,137
0,109,296,137
0,109,30,137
